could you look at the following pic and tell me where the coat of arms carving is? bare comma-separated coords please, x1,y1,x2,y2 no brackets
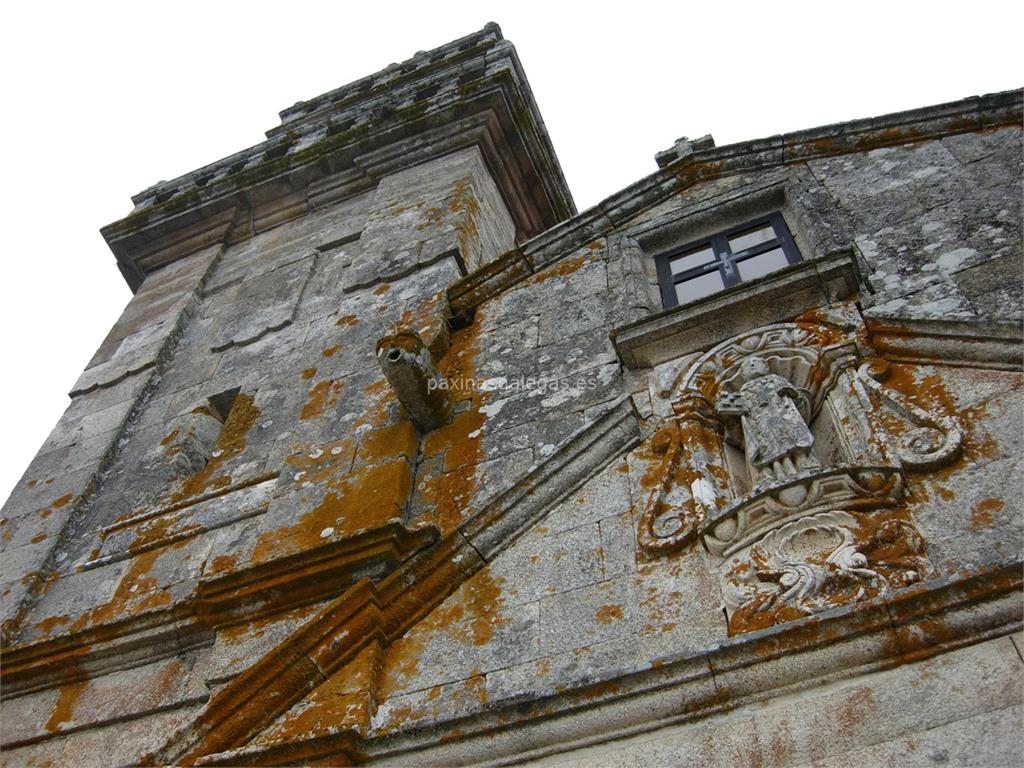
630,306,962,634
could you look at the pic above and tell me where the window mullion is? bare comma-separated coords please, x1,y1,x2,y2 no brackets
715,234,740,288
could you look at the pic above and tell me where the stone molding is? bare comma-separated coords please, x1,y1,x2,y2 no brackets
138,396,641,765
865,315,1024,371
195,561,1022,766
101,24,575,291
446,90,1022,323
0,398,643,761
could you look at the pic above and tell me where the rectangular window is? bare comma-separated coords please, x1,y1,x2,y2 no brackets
655,213,801,309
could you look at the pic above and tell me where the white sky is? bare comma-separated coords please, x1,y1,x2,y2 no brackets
1,1,1021,503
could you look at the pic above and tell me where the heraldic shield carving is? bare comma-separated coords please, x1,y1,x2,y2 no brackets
631,306,962,634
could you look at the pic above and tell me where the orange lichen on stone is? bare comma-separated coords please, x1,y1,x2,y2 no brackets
520,253,587,287
672,159,727,190
335,314,359,327
438,568,507,646
300,380,345,421
373,283,391,296
837,686,877,730
45,679,88,733
970,498,1004,531
30,532,47,544
64,545,179,635
34,614,70,635
381,632,426,699
416,311,487,530
355,420,419,467
51,494,74,509
394,291,450,358
381,568,506,699
171,394,260,503
873,363,957,419
728,600,807,635
322,345,341,358
595,604,623,624
301,367,318,380
259,643,382,743
251,459,412,564
638,579,683,634
126,509,204,552
582,679,621,700
284,440,355,486
208,554,238,575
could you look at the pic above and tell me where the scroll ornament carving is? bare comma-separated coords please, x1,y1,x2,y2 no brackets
855,360,963,471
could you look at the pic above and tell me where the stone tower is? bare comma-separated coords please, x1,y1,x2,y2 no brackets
2,23,1021,768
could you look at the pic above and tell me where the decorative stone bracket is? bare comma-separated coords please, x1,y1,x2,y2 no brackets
632,307,963,633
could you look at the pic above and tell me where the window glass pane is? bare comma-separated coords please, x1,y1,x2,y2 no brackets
728,222,776,254
736,247,790,281
675,270,724,304
670,245,716,275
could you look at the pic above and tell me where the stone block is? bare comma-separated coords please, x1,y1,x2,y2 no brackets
538,576,638,656
380,573,540,698
487,521,606,607
543,459,632,535
51,704,205,768
208,255,315,351
915,453,1023,573
195,602,325,685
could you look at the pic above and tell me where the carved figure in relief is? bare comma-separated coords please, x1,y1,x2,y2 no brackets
715,356,820,482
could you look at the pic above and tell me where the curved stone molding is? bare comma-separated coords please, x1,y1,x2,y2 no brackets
700,465,905,560
856,360,964,471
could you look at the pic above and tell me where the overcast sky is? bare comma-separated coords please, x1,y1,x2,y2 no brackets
1,1,1021,503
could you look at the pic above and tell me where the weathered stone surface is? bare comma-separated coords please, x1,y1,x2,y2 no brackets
1,24,1020,768
529,635,1022,768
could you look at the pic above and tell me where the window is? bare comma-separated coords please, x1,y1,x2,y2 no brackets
655,213,801,308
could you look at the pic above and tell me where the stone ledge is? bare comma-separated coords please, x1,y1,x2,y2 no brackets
865,315,1024,371
358,560,1022,767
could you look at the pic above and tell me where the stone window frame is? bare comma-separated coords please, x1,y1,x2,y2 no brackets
653,212,803,309
610,171,866,369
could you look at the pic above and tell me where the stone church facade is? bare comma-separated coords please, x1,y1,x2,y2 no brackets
2,23,1021,767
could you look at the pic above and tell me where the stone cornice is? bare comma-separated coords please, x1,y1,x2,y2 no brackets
200,559,1023,766
101,23,575,291
865,315,1024,370
447,88,1023,320
0,520,438,699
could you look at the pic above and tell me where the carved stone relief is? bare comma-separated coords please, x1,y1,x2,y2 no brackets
632,305,963,634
